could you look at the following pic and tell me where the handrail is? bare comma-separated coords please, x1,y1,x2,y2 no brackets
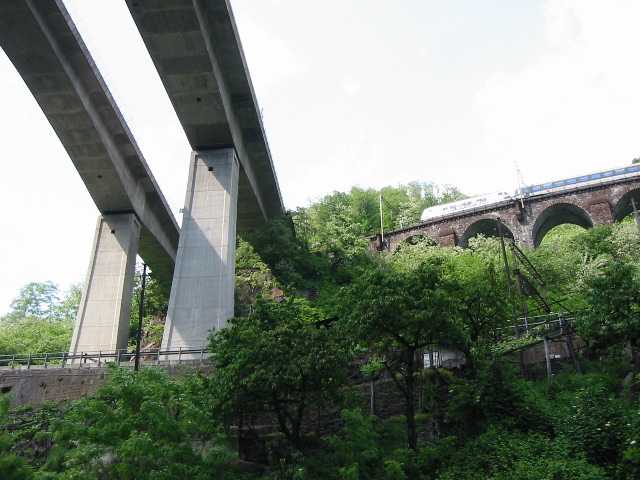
495,312,574,334
0,346,211,370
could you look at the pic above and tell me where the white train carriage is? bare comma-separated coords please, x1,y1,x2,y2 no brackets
420,191,512,222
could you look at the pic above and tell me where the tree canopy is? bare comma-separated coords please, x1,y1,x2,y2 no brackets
208,296,350,449
4,182,640,479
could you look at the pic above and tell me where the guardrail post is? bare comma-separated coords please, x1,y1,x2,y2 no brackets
44,353,48,369
11,354,16,370
116,349,121,366
178,347,182,365
27,354,32,370
200,346,204,361
62,352,67,368
156,348,160,366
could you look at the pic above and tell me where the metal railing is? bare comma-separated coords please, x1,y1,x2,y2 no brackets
496,312,575,335
0,346,211,370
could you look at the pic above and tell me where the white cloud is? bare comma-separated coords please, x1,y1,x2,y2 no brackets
473,0,640,190
232,7,307,89
280,130,389,207
342,78,361,95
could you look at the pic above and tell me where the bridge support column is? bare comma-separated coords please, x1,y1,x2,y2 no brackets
162,149,239,352
69,214,140,356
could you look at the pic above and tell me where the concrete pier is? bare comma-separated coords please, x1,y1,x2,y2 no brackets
69,214,140,355
1,0,283,354
162,149,239,350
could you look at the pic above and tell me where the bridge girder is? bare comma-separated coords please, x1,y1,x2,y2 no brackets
124,0,283,230
0,0,179,282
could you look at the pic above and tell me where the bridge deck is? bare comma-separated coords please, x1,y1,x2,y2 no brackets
126,0,283,229
0,0,179,280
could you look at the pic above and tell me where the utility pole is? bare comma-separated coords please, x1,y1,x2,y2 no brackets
134,264,147,372
498,220,519,338
379,195,384,247
498,220,526,374
514,160,527,208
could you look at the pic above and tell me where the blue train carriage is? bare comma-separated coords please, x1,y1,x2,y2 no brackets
516,164,640,199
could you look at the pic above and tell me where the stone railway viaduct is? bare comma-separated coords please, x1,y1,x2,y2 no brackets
374,175,640,252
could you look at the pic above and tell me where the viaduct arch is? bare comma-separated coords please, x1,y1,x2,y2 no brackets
376,178,640,252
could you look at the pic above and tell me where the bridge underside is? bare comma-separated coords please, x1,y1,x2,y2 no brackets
126,0,285,352
0,0,179,283
1,0,283,356
125,0,283,231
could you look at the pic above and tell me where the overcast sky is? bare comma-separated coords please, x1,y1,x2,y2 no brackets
1,0,639,314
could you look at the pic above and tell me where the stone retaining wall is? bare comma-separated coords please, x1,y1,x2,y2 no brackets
0,362,213,407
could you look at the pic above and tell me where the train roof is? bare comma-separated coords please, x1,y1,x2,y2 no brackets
521,164,640,189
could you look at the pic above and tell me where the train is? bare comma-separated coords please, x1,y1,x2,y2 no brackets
420,191,512,222
420,164,640,223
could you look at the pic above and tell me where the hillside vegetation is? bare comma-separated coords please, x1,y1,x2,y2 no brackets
2,182,640,479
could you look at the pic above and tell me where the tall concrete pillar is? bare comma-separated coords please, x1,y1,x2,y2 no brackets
69,214,140,355
162,148,239,350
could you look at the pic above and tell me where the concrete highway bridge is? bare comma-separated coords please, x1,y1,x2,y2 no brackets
0,0,282,356
374,171,640,252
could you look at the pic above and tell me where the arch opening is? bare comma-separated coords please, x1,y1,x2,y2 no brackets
613,189,640,223
532,203,593,248
538,224,586,247
458,218,513,249
394,234,437,253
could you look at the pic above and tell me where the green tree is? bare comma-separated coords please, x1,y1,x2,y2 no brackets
234,237,281,316
555,378,629,473
449,242,512,362
2,281,82,325
3,281,59,323
340,256,463,452
392,181,466,229
242,214,329,290
320,409,408,480
41,367,236,480
296,182,467,253
208,296,350,450
52,283,82,323
576,256,640,396
0,317,73,355
128,265,170,348
573,222,640,399
431,426,606,480
0,396,33,480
